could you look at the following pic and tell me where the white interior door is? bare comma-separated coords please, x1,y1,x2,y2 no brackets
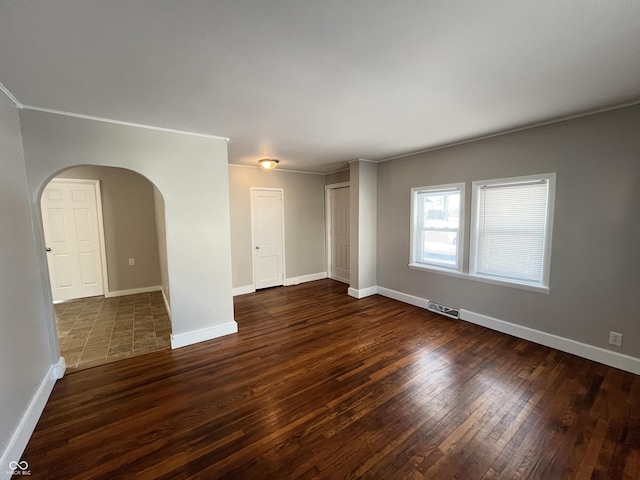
42,180,105,302
330,186,350,283
251,189,284,289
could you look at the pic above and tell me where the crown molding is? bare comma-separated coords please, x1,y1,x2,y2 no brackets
379,98,640,163
0,82,23,108
228,164,326,175
0,80,230,140
348,158,377,164
21,105,229,141
325,167,350,175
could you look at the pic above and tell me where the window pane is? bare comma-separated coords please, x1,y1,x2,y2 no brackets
416,189,460,268
476,181,548,283
420,229,458,267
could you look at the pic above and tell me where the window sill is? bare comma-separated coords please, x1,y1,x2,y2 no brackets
408,263,465,279
408,264,550,295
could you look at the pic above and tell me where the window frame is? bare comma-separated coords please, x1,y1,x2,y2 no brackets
469,173,556,292
409,182,465,273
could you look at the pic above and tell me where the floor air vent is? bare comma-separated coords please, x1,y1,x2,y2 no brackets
427,301,460,319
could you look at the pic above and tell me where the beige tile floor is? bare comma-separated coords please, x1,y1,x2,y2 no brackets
54,291,171,372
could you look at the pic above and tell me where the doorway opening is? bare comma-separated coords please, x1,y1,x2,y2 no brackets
250,188,285,290
42,178,108,302
325,182,350,284
41,166,172,371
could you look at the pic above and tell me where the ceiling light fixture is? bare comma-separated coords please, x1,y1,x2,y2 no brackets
258,158,279,170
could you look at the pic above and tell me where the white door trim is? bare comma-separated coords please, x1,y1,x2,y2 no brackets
44,178,109,300
250,187,286,289
325,181,350,284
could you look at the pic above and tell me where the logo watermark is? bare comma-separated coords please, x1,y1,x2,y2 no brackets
7,460,31,476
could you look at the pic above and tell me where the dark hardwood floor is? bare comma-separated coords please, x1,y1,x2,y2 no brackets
20,280,640,479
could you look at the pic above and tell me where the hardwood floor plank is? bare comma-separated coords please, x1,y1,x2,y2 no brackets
19,280,640,479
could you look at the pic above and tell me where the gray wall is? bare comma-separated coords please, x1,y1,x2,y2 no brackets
377,104,640,358
325,169,350,185
57,165,162,293
0,96,54,466
349,160,377,292
20,109,234,337
153,186,170,306
228,166,326,288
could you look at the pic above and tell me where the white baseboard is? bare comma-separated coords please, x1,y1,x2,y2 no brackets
232,285,255,296
329,276,350,285
348,286,377,299
460,309,640,376
52,356,66,379
285,271,327,286
1,358,64,477
234,272,328,296
105,285,162,298
171,321,238,349
376,287,430,309
374,285,640,375
160,288,171,318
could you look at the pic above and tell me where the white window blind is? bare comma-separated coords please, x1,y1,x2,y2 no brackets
474,179,550,284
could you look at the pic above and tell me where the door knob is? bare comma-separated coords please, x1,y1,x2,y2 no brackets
255,246,260,250
46,247,52,252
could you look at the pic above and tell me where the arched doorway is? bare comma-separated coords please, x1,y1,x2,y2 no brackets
41,165,172,371
22,109,236,364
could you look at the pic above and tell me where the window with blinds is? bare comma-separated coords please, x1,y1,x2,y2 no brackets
470,173,555,287
410,183,464,271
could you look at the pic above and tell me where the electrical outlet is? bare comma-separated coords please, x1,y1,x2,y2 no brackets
128,258,135,266
609,331,623,347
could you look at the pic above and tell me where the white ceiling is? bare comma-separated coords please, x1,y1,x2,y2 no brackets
1,1,639,173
